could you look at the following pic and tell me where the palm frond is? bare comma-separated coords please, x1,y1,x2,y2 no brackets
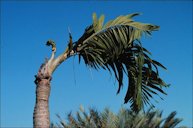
162,112,183,128
53,107,184,128
73,13,167,112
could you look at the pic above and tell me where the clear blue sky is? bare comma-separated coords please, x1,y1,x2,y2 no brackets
1,1,192,127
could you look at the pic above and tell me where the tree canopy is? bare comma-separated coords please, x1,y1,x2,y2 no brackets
72,13,168,112
52,106,183,128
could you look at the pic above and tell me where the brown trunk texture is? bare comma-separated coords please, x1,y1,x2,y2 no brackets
33,62,51,128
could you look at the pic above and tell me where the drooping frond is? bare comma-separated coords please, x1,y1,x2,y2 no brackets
73,13,168,112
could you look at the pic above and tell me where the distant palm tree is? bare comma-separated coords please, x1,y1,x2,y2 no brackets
33,13,168,127
51,106,185,128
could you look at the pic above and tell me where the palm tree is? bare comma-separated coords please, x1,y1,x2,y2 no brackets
33,13,168,127
52,106,185,128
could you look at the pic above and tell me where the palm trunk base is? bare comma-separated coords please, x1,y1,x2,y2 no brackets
33,62,51,128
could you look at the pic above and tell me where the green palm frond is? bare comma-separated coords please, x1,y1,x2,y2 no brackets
100,108,118,128
52,107,184,128
73,13,167,112
162,112,183,128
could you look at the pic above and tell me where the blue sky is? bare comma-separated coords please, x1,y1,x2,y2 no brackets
1,1,192,127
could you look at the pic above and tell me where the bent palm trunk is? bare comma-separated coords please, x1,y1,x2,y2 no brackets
33,61,52,128
33,40,71,128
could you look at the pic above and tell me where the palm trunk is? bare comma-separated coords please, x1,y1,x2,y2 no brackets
33,61,52,128
33,39,73,128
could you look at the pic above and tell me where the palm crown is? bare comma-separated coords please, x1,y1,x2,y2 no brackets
52,106,183,128
72,13,168,112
